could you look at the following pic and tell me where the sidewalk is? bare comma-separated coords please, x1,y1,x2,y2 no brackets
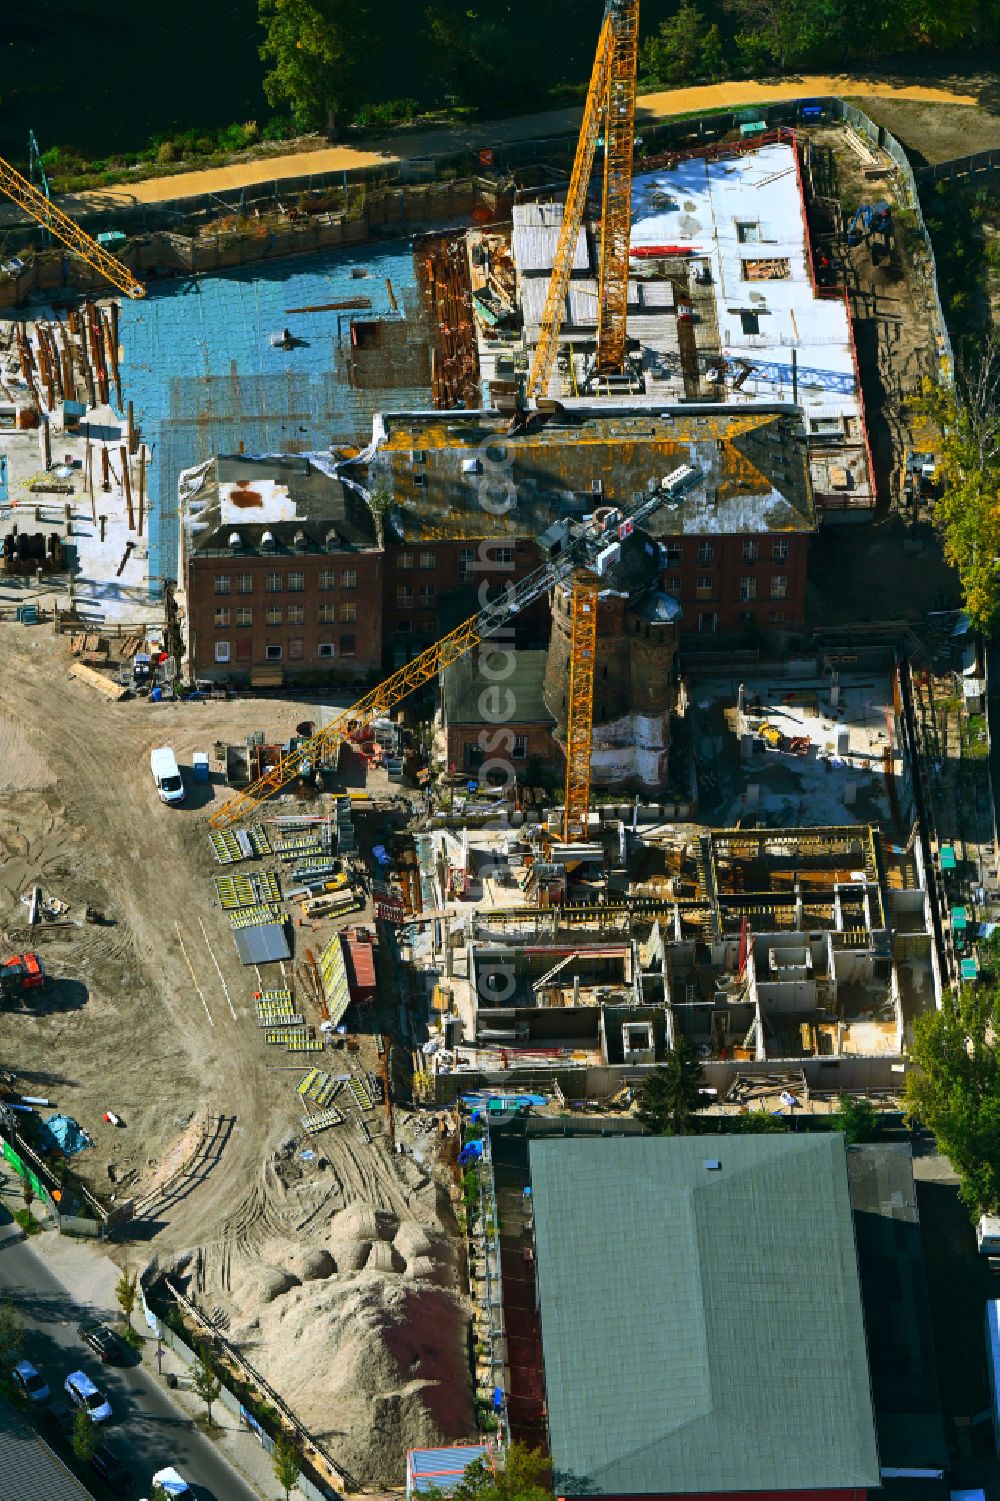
26,1225,293,1501
29,75,980,219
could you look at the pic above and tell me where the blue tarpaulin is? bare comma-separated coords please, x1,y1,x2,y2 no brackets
41,1115,93,1155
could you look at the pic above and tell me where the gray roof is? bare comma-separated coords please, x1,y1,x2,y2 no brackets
529,1134,880,1497
233,921,290,966
187,454,377,556
0,1398,96,1501
443,648,554,727
847,1144,947,1470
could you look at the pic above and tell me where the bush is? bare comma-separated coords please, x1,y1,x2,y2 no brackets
13,1209,40,1236
156,141,176,164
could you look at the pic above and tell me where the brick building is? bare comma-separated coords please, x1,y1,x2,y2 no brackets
350,406,814,642
179,455,382,684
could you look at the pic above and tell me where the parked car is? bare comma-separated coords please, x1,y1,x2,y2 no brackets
149,1467,194,1499
64,1369,112,1423
77,1320,125,1364
11,1358,49,1403
90,1440,134,1496
42,1401,76,1447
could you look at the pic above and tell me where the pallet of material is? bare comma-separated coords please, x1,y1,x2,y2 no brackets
69,662,128,700
302,1107,343,1135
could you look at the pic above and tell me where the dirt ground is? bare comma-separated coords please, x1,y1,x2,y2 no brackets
843,96,1000,167
0,624,472,1485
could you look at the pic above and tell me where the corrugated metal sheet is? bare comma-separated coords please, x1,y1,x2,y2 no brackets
406,1444,492,1495
233,922,290,965
344,934,376,996
512,202,589,275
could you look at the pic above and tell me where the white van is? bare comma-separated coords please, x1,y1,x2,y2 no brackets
150,746,185,805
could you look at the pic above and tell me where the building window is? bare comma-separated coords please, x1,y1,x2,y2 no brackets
341,568,357,589
493,546,513,567
341,602,357,623
265,644,282,661
699,612,718,634
772,539,789,562
318,642,335,658
419,550,436,570
265,606,282,626
513,734,528,760
287,570,305,592
214,607,231,627
265,571,283,593
697,541,715,564
236,607,253,627
666,576,682,592
771,575,788,599
214,640,230,663
696,575,713,597
739,576,757,601
288,639,304,660
419,584,435,605
662,543,682,563
396,585,413,608
396,620,412,635
398,551,414,570
237,573,254,594
736,220,761,243
739,610,754,625
318,603,336,625
287,603,304,625
768,609,786,624
458,547,476,582
214,575,231,595
742,539,758,562
340,634,356,657
318,570,335,590
235,638,252,662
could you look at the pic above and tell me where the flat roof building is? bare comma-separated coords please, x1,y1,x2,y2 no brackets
528,1134,880,1500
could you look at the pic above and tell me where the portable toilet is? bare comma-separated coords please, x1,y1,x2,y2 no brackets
192,752,210,783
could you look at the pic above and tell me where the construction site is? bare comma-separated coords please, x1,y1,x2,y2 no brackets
0,4,990,1498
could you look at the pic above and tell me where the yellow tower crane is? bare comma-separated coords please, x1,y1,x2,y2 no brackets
0,154,145,300
527,0,639,401
208,466,699,833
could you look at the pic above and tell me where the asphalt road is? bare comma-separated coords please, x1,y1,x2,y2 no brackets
0,1208,260,1501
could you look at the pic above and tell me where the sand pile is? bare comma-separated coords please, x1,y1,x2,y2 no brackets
227,1228,472,1486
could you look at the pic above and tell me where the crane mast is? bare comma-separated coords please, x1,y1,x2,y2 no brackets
527,0,639,398
0,153,145,300
209,466,699,832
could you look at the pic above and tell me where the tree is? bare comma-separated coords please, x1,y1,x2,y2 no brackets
273,1434,302,1499
191,1354,222,1427
20,1175,34,1215
72,1407,98,1464
451,1442,551,1501
915,341,1000,632
0,1300,23,1367
905,983,1000,1215
639,3,727,84
258,0,369,135
423,6,528,114
116,1268,138,1330
837,1094,881,1144
638,1037,705,1135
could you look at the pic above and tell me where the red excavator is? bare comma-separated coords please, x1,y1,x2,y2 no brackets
0,953,45,1002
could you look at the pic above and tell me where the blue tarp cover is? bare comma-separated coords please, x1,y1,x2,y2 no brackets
42,1115,93,1155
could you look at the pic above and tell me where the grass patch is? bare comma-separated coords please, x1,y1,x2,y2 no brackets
13,1209,41,1236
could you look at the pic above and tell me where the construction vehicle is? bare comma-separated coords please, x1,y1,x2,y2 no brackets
0,151,144,299
527,0,639,398
845,202,892,251
0,952,46,1002
209,463,702,840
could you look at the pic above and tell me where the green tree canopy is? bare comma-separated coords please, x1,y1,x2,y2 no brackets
273,1434,302,1499
640,3,726,83
905,982,1000,1215
638,1036,706,1135
837,1095,882,1144
916,343,1000,632
450,1442,551,1501
72,1406,98,1463
191,1354,222,1426
258,0,369,135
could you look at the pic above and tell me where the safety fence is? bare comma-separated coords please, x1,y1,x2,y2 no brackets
139,1269,357,1499
916,146,1000,185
